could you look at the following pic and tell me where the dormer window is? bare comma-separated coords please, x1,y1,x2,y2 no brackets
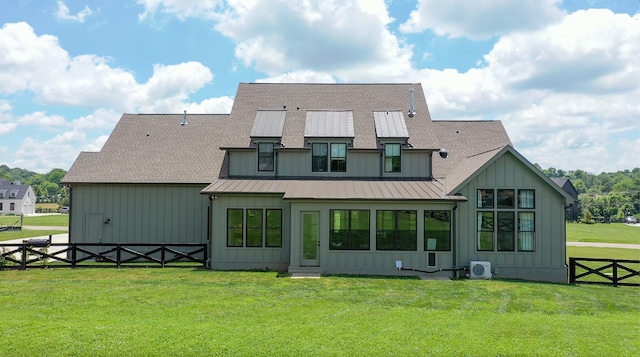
258,143,274,172
330,143,347,172
384,143,401,173
312,143,328,172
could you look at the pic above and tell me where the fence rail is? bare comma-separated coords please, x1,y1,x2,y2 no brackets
569,257,640,287
0,242,208,270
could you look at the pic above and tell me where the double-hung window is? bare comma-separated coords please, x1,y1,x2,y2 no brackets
312,143,328,172
384,144,401,173
476,189,535,252
330,143,347,172
258,143,274,172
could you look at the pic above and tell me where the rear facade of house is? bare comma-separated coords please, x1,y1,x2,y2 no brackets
63,83,571,283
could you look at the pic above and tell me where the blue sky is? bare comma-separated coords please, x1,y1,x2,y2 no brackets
0,0,638,174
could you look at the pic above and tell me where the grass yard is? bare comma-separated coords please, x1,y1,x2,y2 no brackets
0,229,67,242
0,213,69,227
0,269,638,357
567,222,640,245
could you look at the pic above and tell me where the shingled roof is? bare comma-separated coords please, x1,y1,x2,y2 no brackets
63,83,513,187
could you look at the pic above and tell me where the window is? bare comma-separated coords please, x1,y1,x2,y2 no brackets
246,209,263,247
477,189,535,252
10,202,15,211
477,189,494,208
376,210,416,250
265,209,283,247
227,209,244,247
497,211,515,251
424,210,451,251
384,144,401,173
518,189,535,209
258,143,274,172
0,203,3,210
497,189,514,208
330,143,347,172
518,212,535,251
227,208,282,248
312,143,328,172
330,210,370,250
477,212,494,251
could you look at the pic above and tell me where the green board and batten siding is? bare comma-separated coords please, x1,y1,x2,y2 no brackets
228,150,431,179
209,195,290,271
454,152,568,283
69,184,209,244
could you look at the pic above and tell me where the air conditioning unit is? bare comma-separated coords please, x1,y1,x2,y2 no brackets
469,261,492,279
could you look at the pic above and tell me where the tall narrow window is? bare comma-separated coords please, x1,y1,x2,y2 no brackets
10,202,15,211
376,210,416,251
330,143,347,172
227,209,243,247
330,210,370,250
246,209,263,247
266,209,283,247
424,210,451,251
518,212,535,251
258,143,274,172
384,144,401,173
312,143,328,172
477,212,494,251
497,211,515,251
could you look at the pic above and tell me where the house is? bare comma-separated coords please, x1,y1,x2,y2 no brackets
62,83,573,283
551,177,580,221
0,179,36,215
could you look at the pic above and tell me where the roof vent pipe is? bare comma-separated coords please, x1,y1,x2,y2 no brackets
408,86,416,118
181,110,188,125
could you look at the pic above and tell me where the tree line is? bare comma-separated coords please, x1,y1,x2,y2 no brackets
0,165,69,207
537,166,640,222
1,164,639,221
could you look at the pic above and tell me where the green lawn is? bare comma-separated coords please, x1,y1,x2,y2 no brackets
0,229,67,242
567,222,640,245
0,269,637,356
0,213,69,227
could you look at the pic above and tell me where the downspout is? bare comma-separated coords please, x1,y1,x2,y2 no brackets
275,147,279,180
379,147,384,179
207,195,214,269
452,203,458,279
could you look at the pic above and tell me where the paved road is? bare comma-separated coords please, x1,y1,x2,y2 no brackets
566,241,640,249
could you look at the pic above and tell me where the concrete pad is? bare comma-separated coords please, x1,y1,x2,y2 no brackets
290,272,321,279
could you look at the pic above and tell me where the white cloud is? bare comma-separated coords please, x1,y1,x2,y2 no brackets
137,0,224,21
212,0,413,80
14,133,86,173
18,111,67,126
0,122,17,135
256,70,336,83
400,0,565,40
55,1,94,23
185,96,234,114
71,108,122,131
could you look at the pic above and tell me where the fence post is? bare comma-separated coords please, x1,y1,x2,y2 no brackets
21,243,27,270
161,244,165,268
569,257,576,284
116,244,121,269
71,243,77,268
612,260,618,287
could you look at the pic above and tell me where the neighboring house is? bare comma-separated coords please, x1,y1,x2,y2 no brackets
0,179,36,215
551,177,580,221
63,83,573,283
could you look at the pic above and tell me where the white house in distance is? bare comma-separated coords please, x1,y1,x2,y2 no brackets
62,83,573,283
0,179,36,215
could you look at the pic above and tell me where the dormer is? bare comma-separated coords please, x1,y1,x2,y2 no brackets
304,111,354,173
373,111,410,174
250,110,286,172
